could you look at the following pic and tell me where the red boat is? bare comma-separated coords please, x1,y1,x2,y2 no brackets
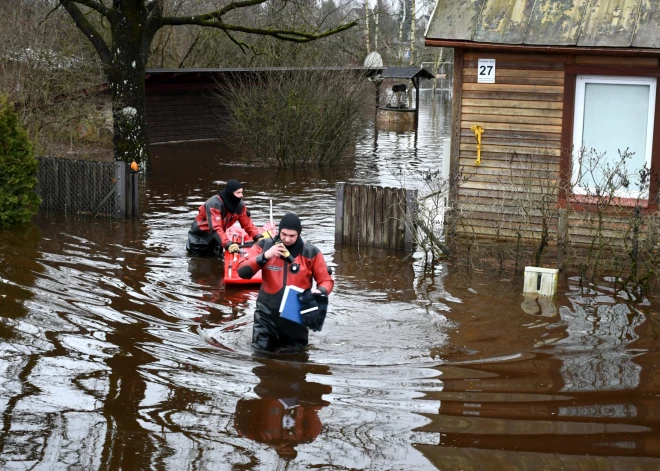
224,222,275,286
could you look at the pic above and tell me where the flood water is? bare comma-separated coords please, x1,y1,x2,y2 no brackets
2,91,660,470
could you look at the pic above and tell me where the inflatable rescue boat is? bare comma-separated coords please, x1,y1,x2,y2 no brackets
224,222,274,286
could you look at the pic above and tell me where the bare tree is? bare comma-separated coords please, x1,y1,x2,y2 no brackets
54,0,357,168
0,1,108,158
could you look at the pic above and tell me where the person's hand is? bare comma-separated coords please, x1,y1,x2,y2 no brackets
298,290,327,332
264,242,286,260
226,242,240,254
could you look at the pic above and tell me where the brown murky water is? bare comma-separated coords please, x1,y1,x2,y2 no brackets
2,91,660,470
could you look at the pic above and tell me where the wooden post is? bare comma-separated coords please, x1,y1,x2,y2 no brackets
343,184,351,245
395,188,406,249
350,185,359,246
366,186,375,246
557,208,568,270
404,189,418,252
374,186,384,248
359,185,368,246
449,49,464,206
413,76,420,131
335,182,345,245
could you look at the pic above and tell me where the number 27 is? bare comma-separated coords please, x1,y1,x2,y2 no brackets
479,65,493,75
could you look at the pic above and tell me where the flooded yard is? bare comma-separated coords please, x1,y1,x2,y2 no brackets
1,91,660,470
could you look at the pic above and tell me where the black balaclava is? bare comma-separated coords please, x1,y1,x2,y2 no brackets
278,212,304,257
219,179,243,213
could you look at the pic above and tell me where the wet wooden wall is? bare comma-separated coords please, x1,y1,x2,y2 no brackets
145,89,228,144
335,183,417,251
456,50,565,240
452,50,660,245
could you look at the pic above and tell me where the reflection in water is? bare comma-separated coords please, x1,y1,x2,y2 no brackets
1,91,660,469
234,357,331,462
557,281,645,392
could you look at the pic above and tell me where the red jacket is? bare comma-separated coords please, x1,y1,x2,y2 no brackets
191,194,260,248
237,238,334,309
234,398,322,447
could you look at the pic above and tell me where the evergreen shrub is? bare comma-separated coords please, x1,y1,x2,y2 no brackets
0,97,40,226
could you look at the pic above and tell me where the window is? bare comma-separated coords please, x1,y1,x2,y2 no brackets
572,75,657,199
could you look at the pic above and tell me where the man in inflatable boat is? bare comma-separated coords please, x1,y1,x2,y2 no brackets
237,213,334,352
186,179,265,256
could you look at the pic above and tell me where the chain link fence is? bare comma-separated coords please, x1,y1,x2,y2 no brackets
36,157,137,218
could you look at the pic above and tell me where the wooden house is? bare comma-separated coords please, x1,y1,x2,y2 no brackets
425,1,660,248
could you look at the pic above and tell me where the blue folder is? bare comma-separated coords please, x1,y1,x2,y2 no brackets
279,285,305,324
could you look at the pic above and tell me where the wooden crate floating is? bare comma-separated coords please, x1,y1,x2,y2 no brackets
335,183,417,251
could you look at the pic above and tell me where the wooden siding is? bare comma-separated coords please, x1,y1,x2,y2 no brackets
145,89,227,144
453,50,660,250
456,51,564,242
335,183,415,251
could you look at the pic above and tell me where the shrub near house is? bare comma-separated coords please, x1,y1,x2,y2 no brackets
0,97,40,226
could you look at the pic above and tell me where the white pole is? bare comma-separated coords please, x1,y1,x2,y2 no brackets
269,199,274,232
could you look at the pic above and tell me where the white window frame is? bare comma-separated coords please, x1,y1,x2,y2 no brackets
572,75,657,198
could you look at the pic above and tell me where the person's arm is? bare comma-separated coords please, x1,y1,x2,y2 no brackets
206,197,231,248
310,250,334,295
237,239,287,278
237,205,261,240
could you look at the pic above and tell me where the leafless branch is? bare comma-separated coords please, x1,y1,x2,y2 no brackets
60,0,112,18
59,0,112,66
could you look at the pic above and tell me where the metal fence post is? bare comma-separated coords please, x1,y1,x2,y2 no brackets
115,161,127,218
130,172,139,217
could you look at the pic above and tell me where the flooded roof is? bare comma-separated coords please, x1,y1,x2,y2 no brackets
378,67,435,80
425,0,660,51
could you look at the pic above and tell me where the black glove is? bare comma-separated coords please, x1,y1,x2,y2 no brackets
298,289,328,332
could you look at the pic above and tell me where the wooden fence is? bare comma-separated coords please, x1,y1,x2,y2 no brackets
335,183,417,251
36,158,138,218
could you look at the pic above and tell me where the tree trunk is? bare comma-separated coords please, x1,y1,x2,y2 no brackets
409,0,416,65
374,2,379,51
364,0,371,54
109,3,151,170
398,0,406,65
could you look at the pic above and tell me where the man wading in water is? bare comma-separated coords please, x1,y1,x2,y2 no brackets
186,179,264,257
237,213,333,351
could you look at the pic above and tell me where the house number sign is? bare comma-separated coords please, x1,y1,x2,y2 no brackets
477,58,496,83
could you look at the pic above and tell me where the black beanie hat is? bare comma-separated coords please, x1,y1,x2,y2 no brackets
224,179,242,194
279,212,302,234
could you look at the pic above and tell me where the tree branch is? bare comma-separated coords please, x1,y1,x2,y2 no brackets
63,0,112,18
222,29,256,55
161,16,359,43
163,0,269,25
144,0,165,59
59,1,112,68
